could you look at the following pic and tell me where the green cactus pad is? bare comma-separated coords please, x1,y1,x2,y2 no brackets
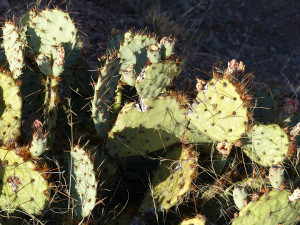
69,145,97,219
269,164,285,189
26,9,78,63
139,145,198,212
0,72,22,145
187,77,248,143
108,95,188,157
0,148,50,214
160,37,175,59
182,123,213,153
92,54,121,139
242,124,289,167
2,22,26,79
232,190,300,225
118,32,157,85
233,185,248,209
135,60,183,99
253,87,280,123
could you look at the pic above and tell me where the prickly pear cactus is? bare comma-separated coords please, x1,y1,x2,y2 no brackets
139,145,198,212
29,120,48,157
233,185,248,209
69,145,98,220
92,53,121,139
25,9,79,64
108,95,188,157
2,21,26,79
269,164,285,189
105,30,181,98
232,189,300,225
0,71,22,145
242,124,290,166
135,59,183,99
187,77,249,143
0,147,50,214
253,87,280,123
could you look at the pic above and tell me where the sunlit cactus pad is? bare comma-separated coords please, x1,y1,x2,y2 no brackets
0,72,22,145
0,148,50,214
135,60,183,99
187,77,248,143
25,9,79,61
2,22,26,79
69,145,98,219
139,145,198,212
232,190,300,225
242,124,289,166
108,95,188,157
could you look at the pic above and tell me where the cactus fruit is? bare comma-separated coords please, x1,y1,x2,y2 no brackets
92,54,121,139
269,164,285,189
0,147,50,214
179,215,206,225
139,145,198,212
187,77,249,143
69,145,98,220
232,189,300,225
108,95,188,157
29,120,48,157
233,185,248,209
2,22,26,79
242,124,290,166
0,71,22,145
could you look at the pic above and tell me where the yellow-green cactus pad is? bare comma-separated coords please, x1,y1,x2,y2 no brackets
26,9,79,62
70,145,98,220
0,148,50,214
187,77,248,143
232,190,300,225
242,124,289,167
139,145,198,212
0,72,22,145
135,60,183,99
2,22,26,79
108,95,188,157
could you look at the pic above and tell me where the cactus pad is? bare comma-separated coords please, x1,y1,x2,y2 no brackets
187,77,248,143
92,54,121,139
108,95,188,157
135,60,183,99
0,72,22,145
232,190,300,225
69,145,97,219
2,22,26,79
242,124,289,166
26,9,79,63
139,145,198,212
233,185,248,209
269,164,285,189
0,148,50,214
